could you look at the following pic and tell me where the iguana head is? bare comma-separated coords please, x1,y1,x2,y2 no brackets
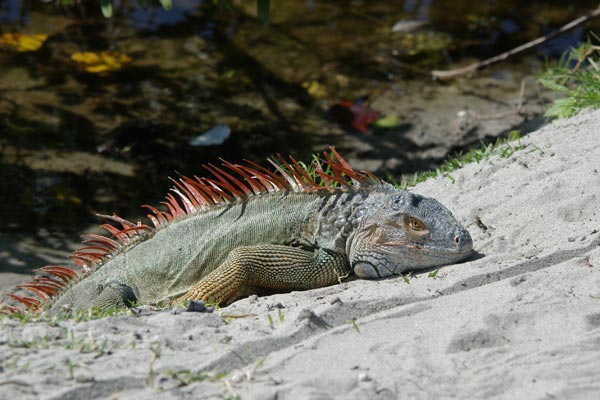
348,191,473,278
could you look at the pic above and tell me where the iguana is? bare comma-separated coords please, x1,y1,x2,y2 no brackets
3,148,473,315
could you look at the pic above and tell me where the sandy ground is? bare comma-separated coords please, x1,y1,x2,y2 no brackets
1,109,600,399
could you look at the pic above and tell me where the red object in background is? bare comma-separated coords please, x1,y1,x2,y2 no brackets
328,100,381,133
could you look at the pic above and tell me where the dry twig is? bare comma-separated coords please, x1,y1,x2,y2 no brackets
432,7,600,80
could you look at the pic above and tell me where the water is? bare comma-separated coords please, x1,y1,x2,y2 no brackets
1,0,599,233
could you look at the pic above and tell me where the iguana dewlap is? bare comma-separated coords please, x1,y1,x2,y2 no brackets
4,148,473,315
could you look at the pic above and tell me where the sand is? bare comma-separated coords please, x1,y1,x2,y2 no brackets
1,109,600,400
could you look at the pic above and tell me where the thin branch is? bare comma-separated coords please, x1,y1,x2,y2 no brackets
432,6,600,80
572,45,600,72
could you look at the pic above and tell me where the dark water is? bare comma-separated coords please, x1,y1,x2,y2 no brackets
1,0,599,233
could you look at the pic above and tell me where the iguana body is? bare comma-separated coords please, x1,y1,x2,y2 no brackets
4,149,473,315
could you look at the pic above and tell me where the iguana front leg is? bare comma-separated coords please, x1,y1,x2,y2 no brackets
177,244,351,305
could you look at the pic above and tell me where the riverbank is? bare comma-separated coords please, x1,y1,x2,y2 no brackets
1,109,600,399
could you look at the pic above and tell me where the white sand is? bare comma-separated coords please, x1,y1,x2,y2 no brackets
2,110,600,399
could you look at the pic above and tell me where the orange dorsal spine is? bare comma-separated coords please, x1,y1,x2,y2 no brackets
1,147,379,314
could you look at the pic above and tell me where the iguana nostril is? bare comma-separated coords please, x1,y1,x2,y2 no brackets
454,229,474,253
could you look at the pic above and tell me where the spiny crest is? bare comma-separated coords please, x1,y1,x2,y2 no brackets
1,147,380,315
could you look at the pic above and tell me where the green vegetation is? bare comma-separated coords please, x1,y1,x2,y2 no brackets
166,369,222,386
396,130,527,189
539,38,600,119
0,304,147,331
300,129,526,191
1,305,131,324
4,324,112,356
66,359,79,380
428,269,439,279
349,318,360,333
81,0,270,25
266,309,284,328
397,271,413,284
71,306,128,322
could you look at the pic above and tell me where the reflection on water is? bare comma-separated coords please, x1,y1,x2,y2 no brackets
128,0,199,30
404,0,433,20
0,0,599,233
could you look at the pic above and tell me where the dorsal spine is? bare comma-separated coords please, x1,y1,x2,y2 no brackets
2,147,380,314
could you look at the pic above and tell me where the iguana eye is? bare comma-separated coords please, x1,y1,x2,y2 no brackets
406,216,426,231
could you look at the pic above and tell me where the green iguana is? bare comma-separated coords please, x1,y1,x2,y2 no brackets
3,148,473,315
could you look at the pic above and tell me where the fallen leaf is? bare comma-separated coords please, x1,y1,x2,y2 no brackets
302,80,328,99
374,114,399,128
328,99,381,133
71,51,133,74
0,33,48,52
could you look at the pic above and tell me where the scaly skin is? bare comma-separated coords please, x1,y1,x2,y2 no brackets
3,150,473,315
46,186,473,314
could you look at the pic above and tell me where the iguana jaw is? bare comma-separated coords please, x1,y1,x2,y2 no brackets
351,239,473,279
347,191,473,279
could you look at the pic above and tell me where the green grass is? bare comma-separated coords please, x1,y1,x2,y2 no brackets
300,129,527,190
349,318,360,333
3,325,113,356
394,130,526,189
0,305,132,325
166,369,217,386
397,271,413,284
428,269,439,279
538,37,600,119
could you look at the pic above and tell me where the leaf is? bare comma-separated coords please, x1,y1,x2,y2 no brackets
544,98,576,119
374,114,399,128
71,51,102,64
71,51,133,74
538,77,569,93
100,0,114,18
428,269,439,279
0,33,48,52
157,0,173,11
257,0,270,27
302,80,328,99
